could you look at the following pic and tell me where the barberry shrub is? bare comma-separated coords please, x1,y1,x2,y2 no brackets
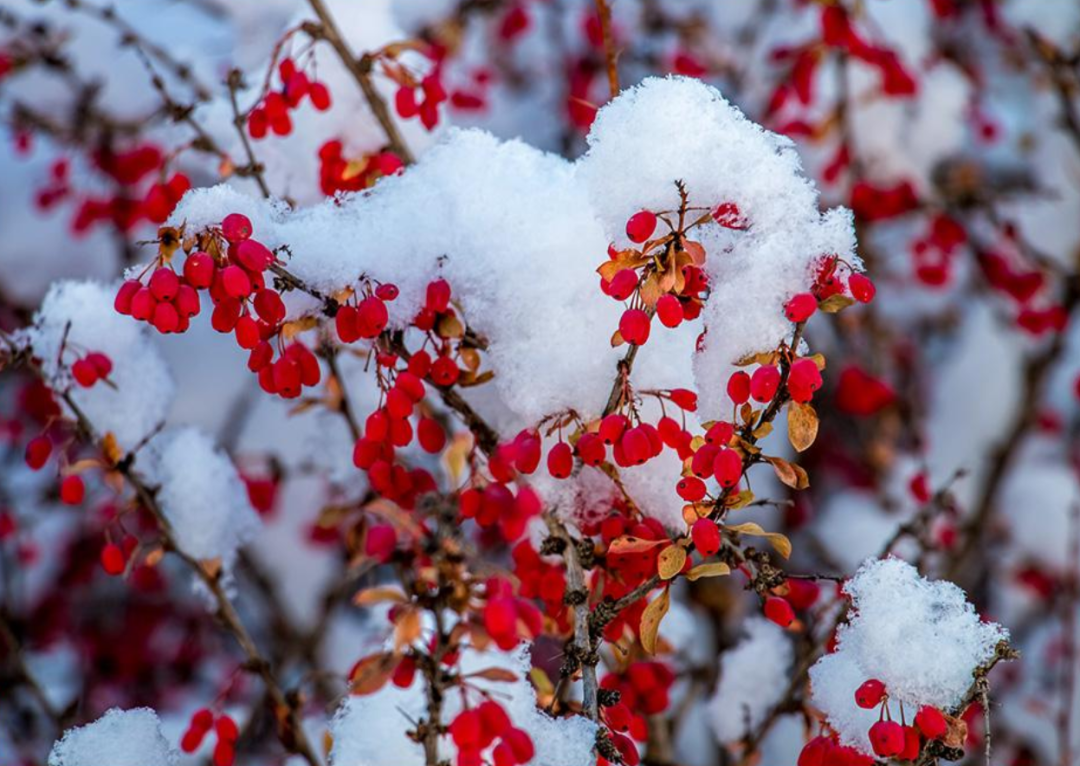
6,1,1080,766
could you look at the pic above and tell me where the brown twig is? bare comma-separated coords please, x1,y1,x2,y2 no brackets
594,0,620,100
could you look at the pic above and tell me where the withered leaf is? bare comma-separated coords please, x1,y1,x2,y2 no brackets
685,562,731,581
608,536,668,555
818,294,855,313
349,652,399,696
726,522,793,559
639,586,670,655
787,402,819,453
353,586,409,607
465,667,519,683
766,456,810,490
657,545,687,580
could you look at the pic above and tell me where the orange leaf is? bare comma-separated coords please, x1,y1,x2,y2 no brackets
640,587,670,655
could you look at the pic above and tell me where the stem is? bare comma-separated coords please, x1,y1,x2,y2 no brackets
594,0,620,100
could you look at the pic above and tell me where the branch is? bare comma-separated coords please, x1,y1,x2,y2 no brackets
594,0,620,100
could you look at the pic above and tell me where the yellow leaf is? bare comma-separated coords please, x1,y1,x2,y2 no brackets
281,316,319,340
806,353,827,371
353,586,408,607
610,329,626,347
639,587,670,655
101,432,123,467
685,562,731,581
724,490,755,510
752,421,773,440
766,456,809,490
437,313,464,339
393,607,422,650
459,347,481,372
788,402,819,453
657,545,686,580
725,522,793,559
443,433,472,484
818,294,855,313
608,536,668,555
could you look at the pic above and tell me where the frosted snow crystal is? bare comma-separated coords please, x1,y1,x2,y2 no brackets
49,707,177,766
330,644,596,766
22,280,174,450
708,617,793,743
141,427,261,565
810,558,1008,753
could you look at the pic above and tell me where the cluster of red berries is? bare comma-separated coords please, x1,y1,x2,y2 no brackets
852,678,951,758
180,709,239,766
448,700,535,766
36,145,190,234
594,515,674,641
682,420,743,493
511,541,570,624
820,5,917,97
317,139,404,196
849,180,919,223
797,734,874,766
393,66,447,131
24,431,86,507
599,661,675,765
459,483,540,545
482,578,544,651
247,57,331,139
761,577,820,629
70,351,113,388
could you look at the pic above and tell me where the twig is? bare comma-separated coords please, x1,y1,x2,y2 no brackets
594,0,620,100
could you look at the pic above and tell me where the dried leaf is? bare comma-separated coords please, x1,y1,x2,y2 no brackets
752,421,773,440
685,562,732,581
465,667,519,683
393,607,422,651
766,456,809,490
639,587,671,655
787,402,819,453
657,545,687,580
281,316,319,340
459,347,481,372
818,294,855,313
101,432,123,467
942,714,968,749
725,522,793,559
349,652,399,696
608,536,668,556
353,586,408,607
442,433,473,485
639,273,662,307
437,313,464,339
610,329,625,347
724,490,755,510
199,557,222,579
680,239,707,266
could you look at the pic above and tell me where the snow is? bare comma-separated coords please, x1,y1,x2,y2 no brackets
22,280,175,450
810,558,1008,754
49,708,177,766
141,427,261,565
708,617,793,743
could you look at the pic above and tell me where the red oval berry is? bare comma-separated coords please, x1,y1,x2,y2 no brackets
220,265,252,298
763,596,795,627
676,476,706,502
784,292,817,323
704,421,734,446
713,448,742,488
547,442,573,479
727,371,751,404
868,720,905,758
236,240,273,272
114,279,141,315
234,316,260,350
183,252,215,288
131,287,156,321
310,81,332,111
253,289,285,325
599,414,628,445
247,107,268,139
787,358,823,403
152,301,180,334
854,678,887,709
221,213,252,243
656,294,683,327
430,356,460,387
749,365,780,403
619,308,651,345
691,518,721,556
72,359,99,388
176,285,201,317
626,210,657,243
60,475,85,505
915,705,948,740
576,432,606,466
25,435,52,470
100,543,126,576
417,418,446,453
849,273,876,303
607,269,638,300
149,268,180,301
669,388,698,411
357,297,389,338
426,279,452,313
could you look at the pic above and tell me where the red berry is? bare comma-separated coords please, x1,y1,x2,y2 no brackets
691,518,721,556
849,273,876,303
668,389,698,411
221,213,252,243
726,371,751,404
656,294,683,327
869,720,905,758
854,678,886,709
310,81,332,111
426,279,451,313
676,476,706,502
100,543,126,576
787,358,823,403
417,418,446,453
114,280,140,315
221,265,252,298
236,240,273,272
60,475,85,505
900,725,920,760
626,210,657,243
784,292,817,323
183,252,215,288
763,596,795,627
215,715,239,743
25,435,51,470
704,421,734,446
72,358,99,387
131,287,156,321
713,447,742,488
212,739,235,766
152,301,180,334
253,289,285,325
247,107,268,139
234,316,260,350
915,705,948,740
619,308,651,345
430,356,460,387
176,285,200,317
357,297,389,338
576,432,606,466
149,268,180,301
749,365,780,402
607,269,638,300
547,442,573,479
